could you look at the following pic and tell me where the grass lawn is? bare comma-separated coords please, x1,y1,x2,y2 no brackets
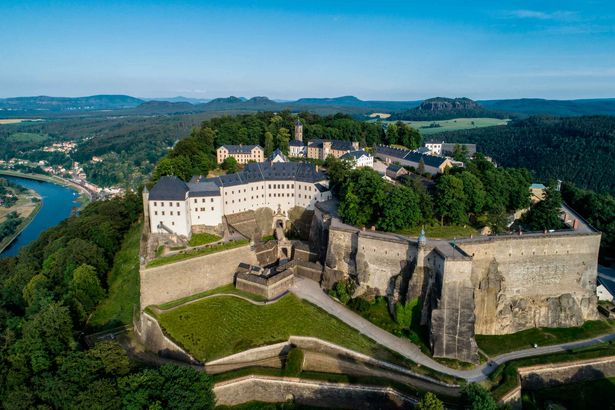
396,224,477,239
88,222,142,330
156,293,403,362
147,239,249,268
153,284,266,310
526,376,615,409
188,232,221,247
476,319,615,357
403,118,509,135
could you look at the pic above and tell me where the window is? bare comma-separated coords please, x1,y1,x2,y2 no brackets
176,202,180,207
177,211,181,216
210,198,214,202
171,222,175,226
202,198,205,203
154,211,158,215
154,202,157,206
162,211,165,215
211,207,214,211
168,202,172,207
194,199,197,203
170,211,173,215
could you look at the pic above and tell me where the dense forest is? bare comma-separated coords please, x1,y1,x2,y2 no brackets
0,195,215,408
327,154,539,234
439,116,615,195
153,112,423,182
561,183,615,260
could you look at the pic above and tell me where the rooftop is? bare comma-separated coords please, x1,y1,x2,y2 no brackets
341,150,370,160
149,176,189,200
219,144,263,154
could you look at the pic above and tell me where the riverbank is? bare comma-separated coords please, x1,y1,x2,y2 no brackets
0,169,92,205
0,188,43,254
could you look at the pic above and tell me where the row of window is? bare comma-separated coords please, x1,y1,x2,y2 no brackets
154,210,181,216
152,201,181,207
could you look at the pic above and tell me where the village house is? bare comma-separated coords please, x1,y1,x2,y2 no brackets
375,145,452,175
385,163,409,180
340,150,373,169
216,144,265,165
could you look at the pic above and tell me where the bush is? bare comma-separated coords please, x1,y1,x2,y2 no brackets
395,298,419,328
332,281,351,304
461,383,498,410
348,297,370,313
284,348,304,377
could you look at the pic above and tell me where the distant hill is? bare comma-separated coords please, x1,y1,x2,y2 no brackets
0,95,144,112
390,97,507,121
479,98,615,117
3,94,615,119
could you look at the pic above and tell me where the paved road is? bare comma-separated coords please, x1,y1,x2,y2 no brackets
291,276,615,382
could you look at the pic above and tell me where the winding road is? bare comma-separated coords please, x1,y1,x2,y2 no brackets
291,276,615,382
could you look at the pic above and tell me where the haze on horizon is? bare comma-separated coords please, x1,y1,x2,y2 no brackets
1,0,615,101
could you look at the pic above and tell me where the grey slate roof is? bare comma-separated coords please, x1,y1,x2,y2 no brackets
149,176,189,200
268,149,289,162
375,145,410,159
219,144,263,154
315,183,330,193
331,140,355,151
289,140,305,147
386,164,404,173
341,150,370,160
177,161,328,197
403,152,448,168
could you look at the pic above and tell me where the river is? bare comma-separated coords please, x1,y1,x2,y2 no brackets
0,175,80,257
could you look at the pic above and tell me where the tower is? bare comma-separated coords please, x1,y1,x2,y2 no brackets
294,119,303,142
142,186,150,231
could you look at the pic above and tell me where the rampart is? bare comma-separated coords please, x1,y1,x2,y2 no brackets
314,202,601,363
139,244,257,308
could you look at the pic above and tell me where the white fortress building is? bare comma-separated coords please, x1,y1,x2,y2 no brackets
146,156,331,237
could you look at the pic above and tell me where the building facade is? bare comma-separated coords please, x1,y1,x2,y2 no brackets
307,140,360,161
148,159,331,237
216,145,265,164
340,150,374,168
375,145,452,175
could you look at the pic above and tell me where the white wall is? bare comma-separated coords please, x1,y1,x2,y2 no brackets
149,196,191,236
189,195,224,226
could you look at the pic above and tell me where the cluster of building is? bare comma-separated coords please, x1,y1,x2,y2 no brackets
41,141,77,154
146,151,332,237
216,120,373,169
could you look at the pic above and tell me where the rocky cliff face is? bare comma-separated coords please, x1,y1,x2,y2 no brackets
416,97,481,112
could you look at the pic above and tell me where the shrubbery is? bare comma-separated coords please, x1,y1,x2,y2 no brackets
284,347,304,377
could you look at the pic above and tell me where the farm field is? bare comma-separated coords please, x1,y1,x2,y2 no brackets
401,117,509,135
0,190,39,223
6,132,49,143
396,224,477,239
0,119,44,125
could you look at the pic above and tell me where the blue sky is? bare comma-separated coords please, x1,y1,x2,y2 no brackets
1,0,615,100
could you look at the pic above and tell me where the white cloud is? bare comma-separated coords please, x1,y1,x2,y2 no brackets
505,9,576,21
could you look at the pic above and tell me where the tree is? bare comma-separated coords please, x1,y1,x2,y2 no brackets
416,392,444,410
277,128,290,155
435,174,468,225
264,131,274,156
417,159,426,175
458,171,486,215
397,122,421,149
377,186,421,231
453,144,469,162
67,264,105,323
221,156,238,173
523,183,564,231
461,383,498,410
385,123,398,145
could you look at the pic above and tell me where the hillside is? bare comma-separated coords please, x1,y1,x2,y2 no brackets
438,116,615,195
390,97,507,121
480,98,615,117
0,94,144,112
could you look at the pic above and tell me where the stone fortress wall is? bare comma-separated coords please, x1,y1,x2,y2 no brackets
311,203,601,363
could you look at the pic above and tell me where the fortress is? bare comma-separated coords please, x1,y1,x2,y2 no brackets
138,165,601,364
310,202,601,363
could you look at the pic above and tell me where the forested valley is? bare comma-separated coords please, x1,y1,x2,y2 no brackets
0,194,215,408
439,116,615,195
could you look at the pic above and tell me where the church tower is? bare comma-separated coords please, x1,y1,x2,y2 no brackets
294,119,303,142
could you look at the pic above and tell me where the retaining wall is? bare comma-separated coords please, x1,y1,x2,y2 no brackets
140,245,257,308
213,376,416,409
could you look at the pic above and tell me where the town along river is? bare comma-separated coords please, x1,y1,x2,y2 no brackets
0,175,80,257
